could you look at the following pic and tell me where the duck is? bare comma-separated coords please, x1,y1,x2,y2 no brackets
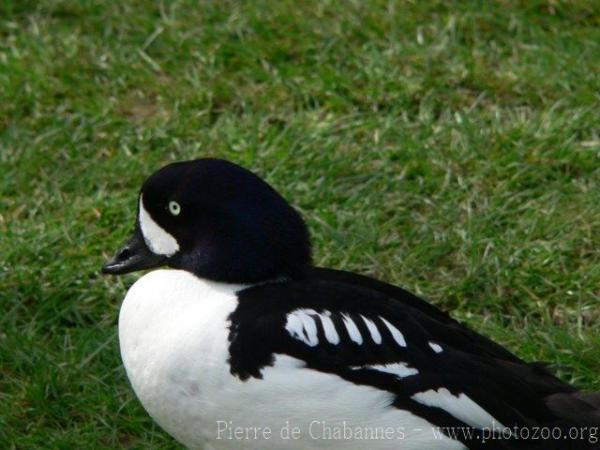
102,158,599,450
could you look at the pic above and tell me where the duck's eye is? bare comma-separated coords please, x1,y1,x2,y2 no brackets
168,201,181,216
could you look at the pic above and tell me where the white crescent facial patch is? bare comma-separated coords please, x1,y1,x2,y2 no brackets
138,195,180,256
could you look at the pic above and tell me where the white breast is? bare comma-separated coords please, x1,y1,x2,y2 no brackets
118,270,464,450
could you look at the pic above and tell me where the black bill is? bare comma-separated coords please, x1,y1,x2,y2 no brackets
102,227,167,275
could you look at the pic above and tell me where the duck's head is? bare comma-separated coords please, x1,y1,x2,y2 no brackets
102,158,311,283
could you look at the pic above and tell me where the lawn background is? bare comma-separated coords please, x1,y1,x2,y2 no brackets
1,0,599,448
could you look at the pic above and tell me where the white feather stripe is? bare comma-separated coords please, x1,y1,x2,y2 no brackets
380,317,407,347
429,342,443,353
342,314,363,345
319,311,340,345
285,309,321,346
411,388,506,430
352,363,418,379
285,313,307,343
360,315,382,344
295,311,319,346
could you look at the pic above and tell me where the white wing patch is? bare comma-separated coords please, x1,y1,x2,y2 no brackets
353,362,418,379
341,314,363,345
429,342,443,353
411,388,506,430
380,317,407,347
138,195,180,256
360,315,382,344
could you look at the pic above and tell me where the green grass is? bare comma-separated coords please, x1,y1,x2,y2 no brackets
1,0,599,448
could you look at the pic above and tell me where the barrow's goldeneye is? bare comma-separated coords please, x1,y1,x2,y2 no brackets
102,158,599,449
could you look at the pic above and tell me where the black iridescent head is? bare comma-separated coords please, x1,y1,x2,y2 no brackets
102,158,312,283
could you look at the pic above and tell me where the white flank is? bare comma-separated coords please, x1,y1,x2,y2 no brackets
380,317,407,347
361,315,382,344
411,387,506,430
138,195,180,256
429,342,443,353
119,270,466,450
342,314,363,345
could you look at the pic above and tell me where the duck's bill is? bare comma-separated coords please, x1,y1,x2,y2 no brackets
102,227,167,275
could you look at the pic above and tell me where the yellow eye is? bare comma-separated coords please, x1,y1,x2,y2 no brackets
168,201,181,216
